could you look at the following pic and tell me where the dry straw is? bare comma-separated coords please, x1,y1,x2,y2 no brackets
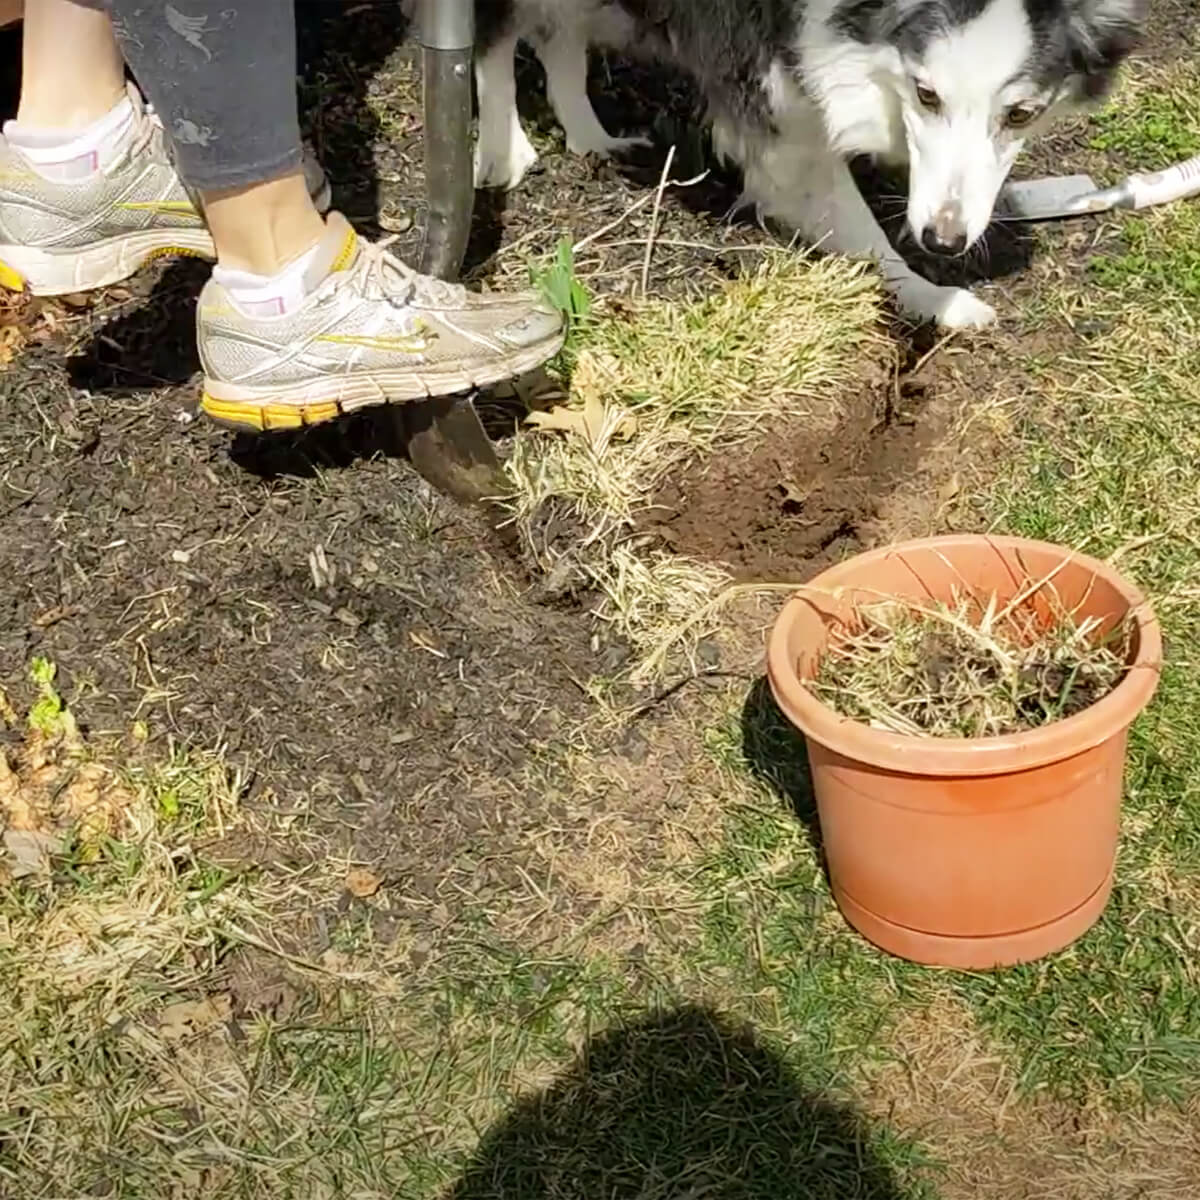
810,589,1131,738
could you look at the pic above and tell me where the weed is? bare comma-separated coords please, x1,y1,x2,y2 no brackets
532,237,592,327
811,593,1130,737
1089,63,1200,163
27,657,65,736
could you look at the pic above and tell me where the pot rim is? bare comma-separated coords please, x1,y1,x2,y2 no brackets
766,534,1163,777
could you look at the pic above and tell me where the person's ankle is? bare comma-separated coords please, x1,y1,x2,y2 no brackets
16,83,128,133
202,173,328,277
213,223,325,278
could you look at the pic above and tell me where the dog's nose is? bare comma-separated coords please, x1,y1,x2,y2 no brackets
920,224,967,256
920,206,968,256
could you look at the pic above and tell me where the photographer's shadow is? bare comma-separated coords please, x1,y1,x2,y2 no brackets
445,1006,912,1199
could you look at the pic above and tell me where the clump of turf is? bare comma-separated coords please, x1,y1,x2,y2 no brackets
810,593,1130,738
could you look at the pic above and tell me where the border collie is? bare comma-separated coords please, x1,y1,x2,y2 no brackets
471,0,1142,327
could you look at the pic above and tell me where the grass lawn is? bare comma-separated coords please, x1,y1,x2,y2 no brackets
3,30,1200,1200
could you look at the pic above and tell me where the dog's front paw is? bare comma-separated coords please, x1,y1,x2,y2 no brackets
474,122,540,190
933,287,997,330
565,132,652,159
895,279,996,329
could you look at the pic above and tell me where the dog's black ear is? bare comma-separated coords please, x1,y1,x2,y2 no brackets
829,0,888,44
1067,0,1145,99
829,0,935,48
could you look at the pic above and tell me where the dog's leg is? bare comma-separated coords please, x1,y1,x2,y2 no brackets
537,25,649,159
474,32,539,190
741,126,996,329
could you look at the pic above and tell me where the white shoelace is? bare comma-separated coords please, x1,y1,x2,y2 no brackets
326,234,469,308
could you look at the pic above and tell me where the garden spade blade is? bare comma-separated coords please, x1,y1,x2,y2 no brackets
996,174,1100,222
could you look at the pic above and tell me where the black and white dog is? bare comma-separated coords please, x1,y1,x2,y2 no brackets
471,0,1142,327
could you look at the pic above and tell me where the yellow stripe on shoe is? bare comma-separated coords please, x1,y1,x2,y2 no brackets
143,245,212,265
314,331,429,353
328,227,358,274
0,257,26,292
117,199,200,215
201,393,343,432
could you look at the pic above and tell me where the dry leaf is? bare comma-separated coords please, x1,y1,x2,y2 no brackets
158,993,233,1041
32,605,77,629
571,348,621,396
345,866,382,898
62,763,136,847
526,403,593,439
3,828,62,879
62,762,105,819
0,752,39,831
0,323,25,367
526,393,637,444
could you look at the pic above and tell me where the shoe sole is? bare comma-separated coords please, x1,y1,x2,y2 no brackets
0,179,334,298
0,227,216,296
200,333,566,433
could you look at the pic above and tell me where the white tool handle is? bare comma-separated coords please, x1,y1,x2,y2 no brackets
1127,154,1200,210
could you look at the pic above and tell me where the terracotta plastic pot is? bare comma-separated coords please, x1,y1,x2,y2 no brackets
767,534,1162,969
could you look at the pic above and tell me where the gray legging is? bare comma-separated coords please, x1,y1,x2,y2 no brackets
98,1,303,191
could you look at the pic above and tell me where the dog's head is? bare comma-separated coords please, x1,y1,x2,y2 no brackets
833,0,1144,253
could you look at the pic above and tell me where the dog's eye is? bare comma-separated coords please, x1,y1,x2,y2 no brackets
915,82,942,112
1005,104,1040,129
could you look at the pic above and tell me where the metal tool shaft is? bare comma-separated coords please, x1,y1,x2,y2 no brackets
418,0,474,281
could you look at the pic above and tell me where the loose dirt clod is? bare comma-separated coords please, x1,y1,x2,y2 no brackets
811,591,1131,737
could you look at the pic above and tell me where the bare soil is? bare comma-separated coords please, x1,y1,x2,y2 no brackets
651,342,946,579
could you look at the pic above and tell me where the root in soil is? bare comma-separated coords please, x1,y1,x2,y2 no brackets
810,591,1131,738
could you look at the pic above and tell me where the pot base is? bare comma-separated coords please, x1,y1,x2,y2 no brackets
833,867,1114,970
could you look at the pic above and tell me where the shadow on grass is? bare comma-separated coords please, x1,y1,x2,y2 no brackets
740,676,823,853
445,1006,915,1200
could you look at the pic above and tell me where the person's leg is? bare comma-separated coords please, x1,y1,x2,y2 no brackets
0,0,328,292
18,0,124,128
0,0,216,292
0,0,564,429
106,0,563,430
106,0,325,275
